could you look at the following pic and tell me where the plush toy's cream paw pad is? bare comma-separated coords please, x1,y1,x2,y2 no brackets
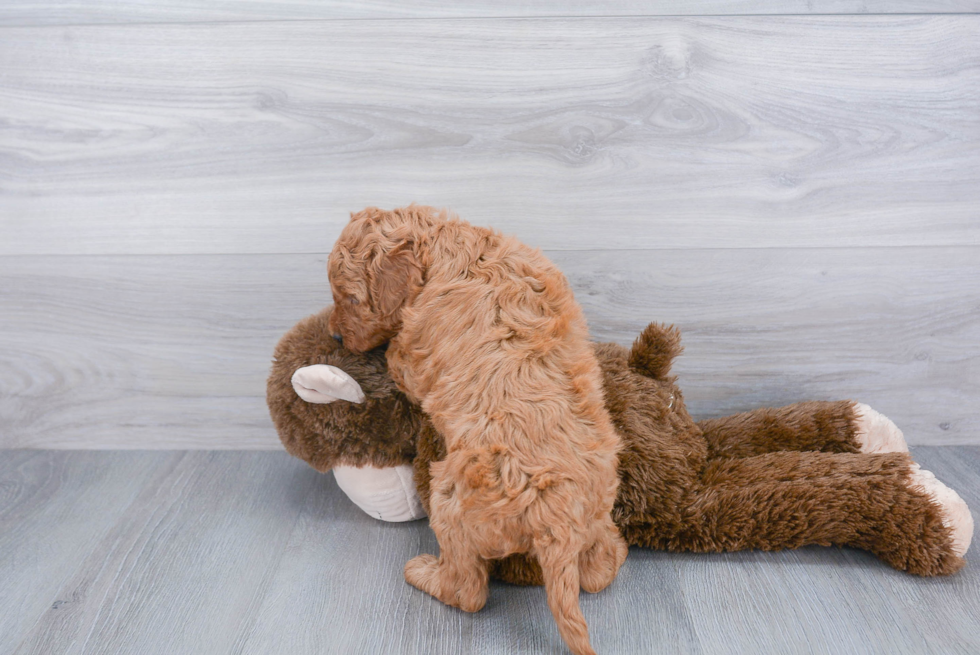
854,403,908,453
332,464,427,522
292,365,366,404
908,464,974,557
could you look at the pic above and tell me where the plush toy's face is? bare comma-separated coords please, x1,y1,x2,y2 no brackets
267,306,425,473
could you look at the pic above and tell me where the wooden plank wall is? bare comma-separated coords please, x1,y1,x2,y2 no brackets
1,3,978,448
1,2,978,25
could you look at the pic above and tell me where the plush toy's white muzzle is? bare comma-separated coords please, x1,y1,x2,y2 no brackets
332,464,427,522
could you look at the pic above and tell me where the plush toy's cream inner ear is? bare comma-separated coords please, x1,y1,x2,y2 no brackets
291,365,366,404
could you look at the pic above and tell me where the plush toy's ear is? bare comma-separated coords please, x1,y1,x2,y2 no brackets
291,365,366,404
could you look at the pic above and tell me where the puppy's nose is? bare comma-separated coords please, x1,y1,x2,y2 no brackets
332,333,343,344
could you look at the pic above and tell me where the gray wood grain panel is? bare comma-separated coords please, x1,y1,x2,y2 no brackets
2,17,978,255
0,451,181,653
2,247,978,449
564,247,980,444
3,449,978,654
1,1,978,27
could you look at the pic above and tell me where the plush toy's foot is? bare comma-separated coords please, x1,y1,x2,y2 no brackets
853,403,908,454
908,464,974,558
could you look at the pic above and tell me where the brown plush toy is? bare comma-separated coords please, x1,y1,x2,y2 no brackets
268,306,973,584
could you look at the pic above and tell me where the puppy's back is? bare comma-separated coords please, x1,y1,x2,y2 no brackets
404,219,616,466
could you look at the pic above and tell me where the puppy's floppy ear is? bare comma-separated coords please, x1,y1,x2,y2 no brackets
371,244,423,318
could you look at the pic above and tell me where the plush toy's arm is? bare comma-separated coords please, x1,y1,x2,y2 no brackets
696,400,907,459
412,422,444,516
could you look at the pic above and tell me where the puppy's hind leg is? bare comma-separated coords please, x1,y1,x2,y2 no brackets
404,544,489,612
404,492,489,612
578,520,628,594
535,541,597,655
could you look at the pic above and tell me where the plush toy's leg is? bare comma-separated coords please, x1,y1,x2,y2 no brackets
656,451,971,575
488,553,544,586
696,400,906,459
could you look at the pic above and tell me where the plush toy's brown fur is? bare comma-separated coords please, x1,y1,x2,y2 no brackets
268,307,967,588
268,308,422,472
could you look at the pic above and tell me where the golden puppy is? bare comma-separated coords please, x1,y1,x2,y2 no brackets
328,206,626,655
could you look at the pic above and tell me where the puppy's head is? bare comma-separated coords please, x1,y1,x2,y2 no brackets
328,206,433,352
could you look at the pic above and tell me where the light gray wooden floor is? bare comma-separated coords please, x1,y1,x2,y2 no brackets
2,447,978,655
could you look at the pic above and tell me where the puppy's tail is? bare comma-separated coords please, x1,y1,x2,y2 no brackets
538,548,596,655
